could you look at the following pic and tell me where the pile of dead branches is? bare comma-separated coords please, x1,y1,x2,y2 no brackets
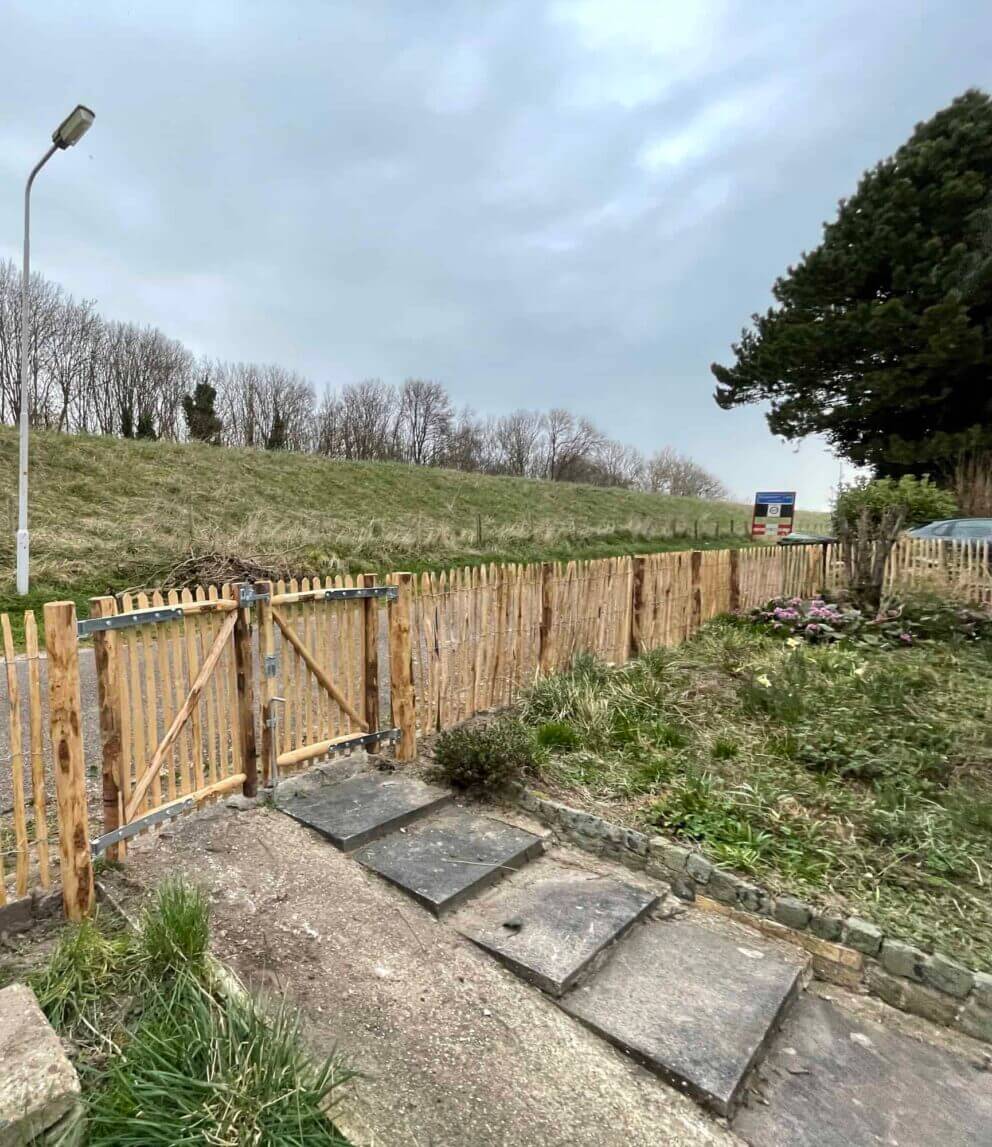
141,549,322,592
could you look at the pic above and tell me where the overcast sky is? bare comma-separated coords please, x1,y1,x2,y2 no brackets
2,1,990,509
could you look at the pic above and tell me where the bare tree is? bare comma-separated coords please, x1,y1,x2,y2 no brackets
492,409,543,476
542,408,603,481
645,447,728,499
398,379,453,465
594,439,645,488
339,379,400,460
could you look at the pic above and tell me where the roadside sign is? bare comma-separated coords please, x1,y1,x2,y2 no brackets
751,491,796,538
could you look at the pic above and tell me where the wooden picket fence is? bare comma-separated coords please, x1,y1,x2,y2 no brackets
2,535,989,922
406,545,825,736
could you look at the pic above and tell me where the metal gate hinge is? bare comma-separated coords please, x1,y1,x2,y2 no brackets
239,584,271,607
78,607,183,638
323,586,398,602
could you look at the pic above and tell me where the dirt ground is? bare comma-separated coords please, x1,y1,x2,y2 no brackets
105,797,736,1147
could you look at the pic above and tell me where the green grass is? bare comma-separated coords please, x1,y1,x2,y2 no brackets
519,623,992,970
0,427,828,608
28,880,352,1145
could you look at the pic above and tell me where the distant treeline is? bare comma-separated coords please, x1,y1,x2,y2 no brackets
0,259,726,498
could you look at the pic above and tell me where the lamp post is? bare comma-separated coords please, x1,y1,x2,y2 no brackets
17,104,95,595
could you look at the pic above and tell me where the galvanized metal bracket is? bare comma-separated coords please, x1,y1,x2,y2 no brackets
263,654,278,678
336,728,401,752
78,607,183,638
239,583,271,607
90,796,196,856
323,586,398,602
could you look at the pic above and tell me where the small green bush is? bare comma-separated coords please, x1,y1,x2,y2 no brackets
536,721,580,751
432,717,540,791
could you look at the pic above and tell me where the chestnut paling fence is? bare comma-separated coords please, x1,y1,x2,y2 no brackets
1,536,989,919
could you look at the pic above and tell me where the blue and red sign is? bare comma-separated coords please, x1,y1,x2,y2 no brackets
751,491,796,538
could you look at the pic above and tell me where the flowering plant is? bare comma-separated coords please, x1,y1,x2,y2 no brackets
749,592,991,648
750,596,861,644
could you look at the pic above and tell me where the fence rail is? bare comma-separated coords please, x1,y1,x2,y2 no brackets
2,535,990,920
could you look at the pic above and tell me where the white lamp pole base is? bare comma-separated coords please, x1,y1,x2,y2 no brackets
16,529,29,595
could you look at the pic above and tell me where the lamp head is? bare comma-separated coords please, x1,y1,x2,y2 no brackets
52,105,95,149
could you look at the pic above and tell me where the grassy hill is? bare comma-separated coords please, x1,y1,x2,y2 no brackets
0,428,828,608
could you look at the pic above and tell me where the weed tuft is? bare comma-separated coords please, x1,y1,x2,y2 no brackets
140,878,210,975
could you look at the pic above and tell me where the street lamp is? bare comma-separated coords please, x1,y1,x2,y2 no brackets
17,104,94,594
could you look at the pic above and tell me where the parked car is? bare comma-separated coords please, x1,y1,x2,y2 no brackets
907,518,992,541
777,532,836,546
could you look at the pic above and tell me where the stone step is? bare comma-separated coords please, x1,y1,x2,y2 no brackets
277,771,452,851
455,862,658,996
561,913,807,1117
354,808,545,916
732,992,992,1147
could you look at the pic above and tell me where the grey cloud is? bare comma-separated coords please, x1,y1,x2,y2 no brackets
1,0,990,508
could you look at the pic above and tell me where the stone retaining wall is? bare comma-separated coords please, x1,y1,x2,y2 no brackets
510,784,992,1045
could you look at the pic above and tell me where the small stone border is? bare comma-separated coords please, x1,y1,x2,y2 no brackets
509,783,992,1045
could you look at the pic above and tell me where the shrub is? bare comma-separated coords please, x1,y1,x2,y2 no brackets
432,717,540,791
833,476,957,611
535,721,580,751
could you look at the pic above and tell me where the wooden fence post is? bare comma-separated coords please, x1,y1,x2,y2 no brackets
359,573,380,735
256,582,276,786
44,601,94,921
728,549,741,614
388,572,416,761
90,597,125,859
630,555,647,657
232,584,258,796
538,561,555,675
690,550,703,635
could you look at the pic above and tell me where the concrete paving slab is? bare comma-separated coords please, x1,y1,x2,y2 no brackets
108,807,737,1146
277,772,452,850
354,808,544,915
562,913,806,1116
0,983,81,1145
456,862,658,996
734,992,992,1146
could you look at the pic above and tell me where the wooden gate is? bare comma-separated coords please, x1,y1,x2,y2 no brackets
255,577,399,783
89,586,255,857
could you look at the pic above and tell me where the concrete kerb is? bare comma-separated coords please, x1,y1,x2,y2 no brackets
509,783,991,1045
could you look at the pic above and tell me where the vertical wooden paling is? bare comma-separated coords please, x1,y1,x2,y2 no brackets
630,555,647,656
360,574,381,735
44,601,94,921
166,590,193,793
89,597,126,859
195,589,219,788
181,589,206,791
1,614,29,895
232,584,258,795
23,612,50,886
690,550,703,636
255,582,276,784
728,548,741,614
539,561,555,676
136,594,163,810
388,572,416,761
150,593,178,801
